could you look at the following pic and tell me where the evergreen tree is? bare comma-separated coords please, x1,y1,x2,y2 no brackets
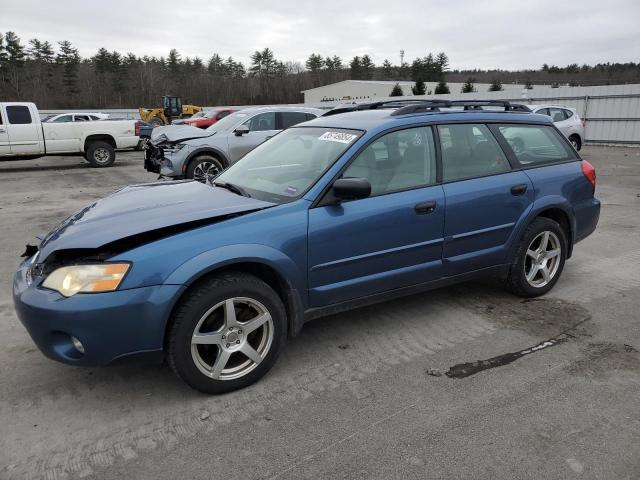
56,40,80,102
488,78,503,91
349,56,362,79
382,59,394,79
411,78,426,95
360,54,375,79
461,77,476,93
436,52,449,72
305,53,324,72
250,48,277,77
434,80,450,94
389,83,403,96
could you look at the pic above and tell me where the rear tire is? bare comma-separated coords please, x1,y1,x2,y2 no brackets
186,154,224,183
506,217,567,297
149,116,165,127
85,141,115,167
569,134,581,151
167,273,287,394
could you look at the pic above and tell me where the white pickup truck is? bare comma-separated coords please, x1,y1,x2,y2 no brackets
0,102,139,167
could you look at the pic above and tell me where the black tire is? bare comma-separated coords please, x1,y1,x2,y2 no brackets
185,154,224,183
505,217,568,297
167,273,287,394
569,134,581,151
149,116,165,127
85,141,115,167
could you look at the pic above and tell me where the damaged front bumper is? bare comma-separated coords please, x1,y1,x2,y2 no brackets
144,144,187,178
13,255,185,366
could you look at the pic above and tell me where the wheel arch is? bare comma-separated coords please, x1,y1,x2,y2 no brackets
162,249,306,352
183,147,229,176
84,134,116,152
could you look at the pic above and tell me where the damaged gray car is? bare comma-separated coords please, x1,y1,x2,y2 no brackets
144,106,323,182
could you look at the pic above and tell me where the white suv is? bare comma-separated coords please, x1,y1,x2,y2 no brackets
529,105,584,151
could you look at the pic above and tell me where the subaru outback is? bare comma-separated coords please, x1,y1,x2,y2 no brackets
13,100,600,393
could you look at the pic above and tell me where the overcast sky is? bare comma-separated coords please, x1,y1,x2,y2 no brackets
2,0,639,70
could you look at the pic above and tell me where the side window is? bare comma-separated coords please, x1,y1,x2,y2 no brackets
217,110,231,120
243,112,276,132
279,111,310,129
498,124,576,166
89,115,100,121
563,109,574,120
6,105,33,124
548,108,566,123
536,108,550,117
75,115,90,122
342,126,436,196
438,124,510,182
305,113,317,121
53,115,73,123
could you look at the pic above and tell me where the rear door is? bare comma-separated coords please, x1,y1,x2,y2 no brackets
0,106,10,155
227,111,278,162
438,123,534,275
5,104,42,155
308,126,445,306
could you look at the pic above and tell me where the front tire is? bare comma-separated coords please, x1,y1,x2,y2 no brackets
167,273,287,394
86,141,115,167
186,155,224,183
506,217,567,297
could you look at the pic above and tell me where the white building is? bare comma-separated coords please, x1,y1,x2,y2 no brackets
301,80,525,104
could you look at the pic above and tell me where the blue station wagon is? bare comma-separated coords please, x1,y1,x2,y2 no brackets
13,100,600,393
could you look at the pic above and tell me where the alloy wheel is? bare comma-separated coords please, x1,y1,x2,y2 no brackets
192,161,220,184
190,297,274,380
94,148,110,164
524,231,562,288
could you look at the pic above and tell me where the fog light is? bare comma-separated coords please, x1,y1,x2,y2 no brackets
71,336,85,354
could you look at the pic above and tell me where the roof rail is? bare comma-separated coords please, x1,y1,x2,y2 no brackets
391,100,531,116
322,99,448,117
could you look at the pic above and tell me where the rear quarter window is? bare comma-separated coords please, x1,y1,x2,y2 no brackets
6,105,33,124
497,124,577,166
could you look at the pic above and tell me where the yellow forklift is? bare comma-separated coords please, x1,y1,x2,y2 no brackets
138,95,203,127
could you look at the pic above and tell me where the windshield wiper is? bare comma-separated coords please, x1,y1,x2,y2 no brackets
213,181,251,198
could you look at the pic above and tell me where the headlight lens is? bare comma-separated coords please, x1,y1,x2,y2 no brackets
42,263,130,297
164,143,186,153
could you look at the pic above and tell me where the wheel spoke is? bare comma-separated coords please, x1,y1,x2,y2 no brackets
541,266,551,282
240,343,262,364
241,312,271,335
526,249,538,259
526,265,539,282
540,231,550,250
223,299,237,327
547,248,561,258
192,331,223,345
211,349,231,378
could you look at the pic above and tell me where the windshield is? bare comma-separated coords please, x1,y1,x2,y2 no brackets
205,111,249,133
190,111,206,119
215,127,362,203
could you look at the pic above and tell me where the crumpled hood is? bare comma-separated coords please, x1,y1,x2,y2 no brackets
150,124,211,145
38,180,274,260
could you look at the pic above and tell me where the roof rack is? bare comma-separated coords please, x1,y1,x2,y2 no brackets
322,99,531,117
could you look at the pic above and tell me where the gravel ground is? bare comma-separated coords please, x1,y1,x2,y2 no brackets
1,146,639,480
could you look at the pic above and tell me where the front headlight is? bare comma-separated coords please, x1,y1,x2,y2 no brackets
42,263,130,297
164,143,186,154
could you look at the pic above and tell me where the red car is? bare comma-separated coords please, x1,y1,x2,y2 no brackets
178,108,236,129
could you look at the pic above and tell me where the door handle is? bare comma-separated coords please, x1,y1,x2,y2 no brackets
0,128,6,133
415,200,437,214
510,184,528,196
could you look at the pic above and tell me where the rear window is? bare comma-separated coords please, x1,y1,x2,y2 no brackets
497,124,576,166
6,105,32,124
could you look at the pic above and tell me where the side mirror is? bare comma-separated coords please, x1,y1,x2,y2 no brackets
234,125,249,136
332,178,371,201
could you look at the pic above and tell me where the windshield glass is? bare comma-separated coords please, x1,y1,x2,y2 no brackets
190,111,206,119
215,127,362,203
205,111,249,133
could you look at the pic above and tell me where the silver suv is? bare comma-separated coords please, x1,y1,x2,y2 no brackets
529,105,585,151
145,106,323,182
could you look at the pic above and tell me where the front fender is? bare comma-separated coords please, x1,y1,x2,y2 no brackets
185,146,230,168
164,243,305,290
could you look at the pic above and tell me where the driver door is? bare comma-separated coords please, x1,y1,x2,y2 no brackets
227,111,278,162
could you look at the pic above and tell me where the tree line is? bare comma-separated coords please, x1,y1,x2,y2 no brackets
0,31,638,109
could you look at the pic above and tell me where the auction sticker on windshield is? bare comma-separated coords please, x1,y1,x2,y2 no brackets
318,131,358,144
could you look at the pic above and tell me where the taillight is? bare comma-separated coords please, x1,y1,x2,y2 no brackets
581,160,596,190
581,119,587,128
134,121,141,136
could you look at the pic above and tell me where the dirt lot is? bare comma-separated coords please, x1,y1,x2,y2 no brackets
1,146,639,480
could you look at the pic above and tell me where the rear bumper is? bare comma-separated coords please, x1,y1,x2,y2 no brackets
13,260,185,366
574,197,600,243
